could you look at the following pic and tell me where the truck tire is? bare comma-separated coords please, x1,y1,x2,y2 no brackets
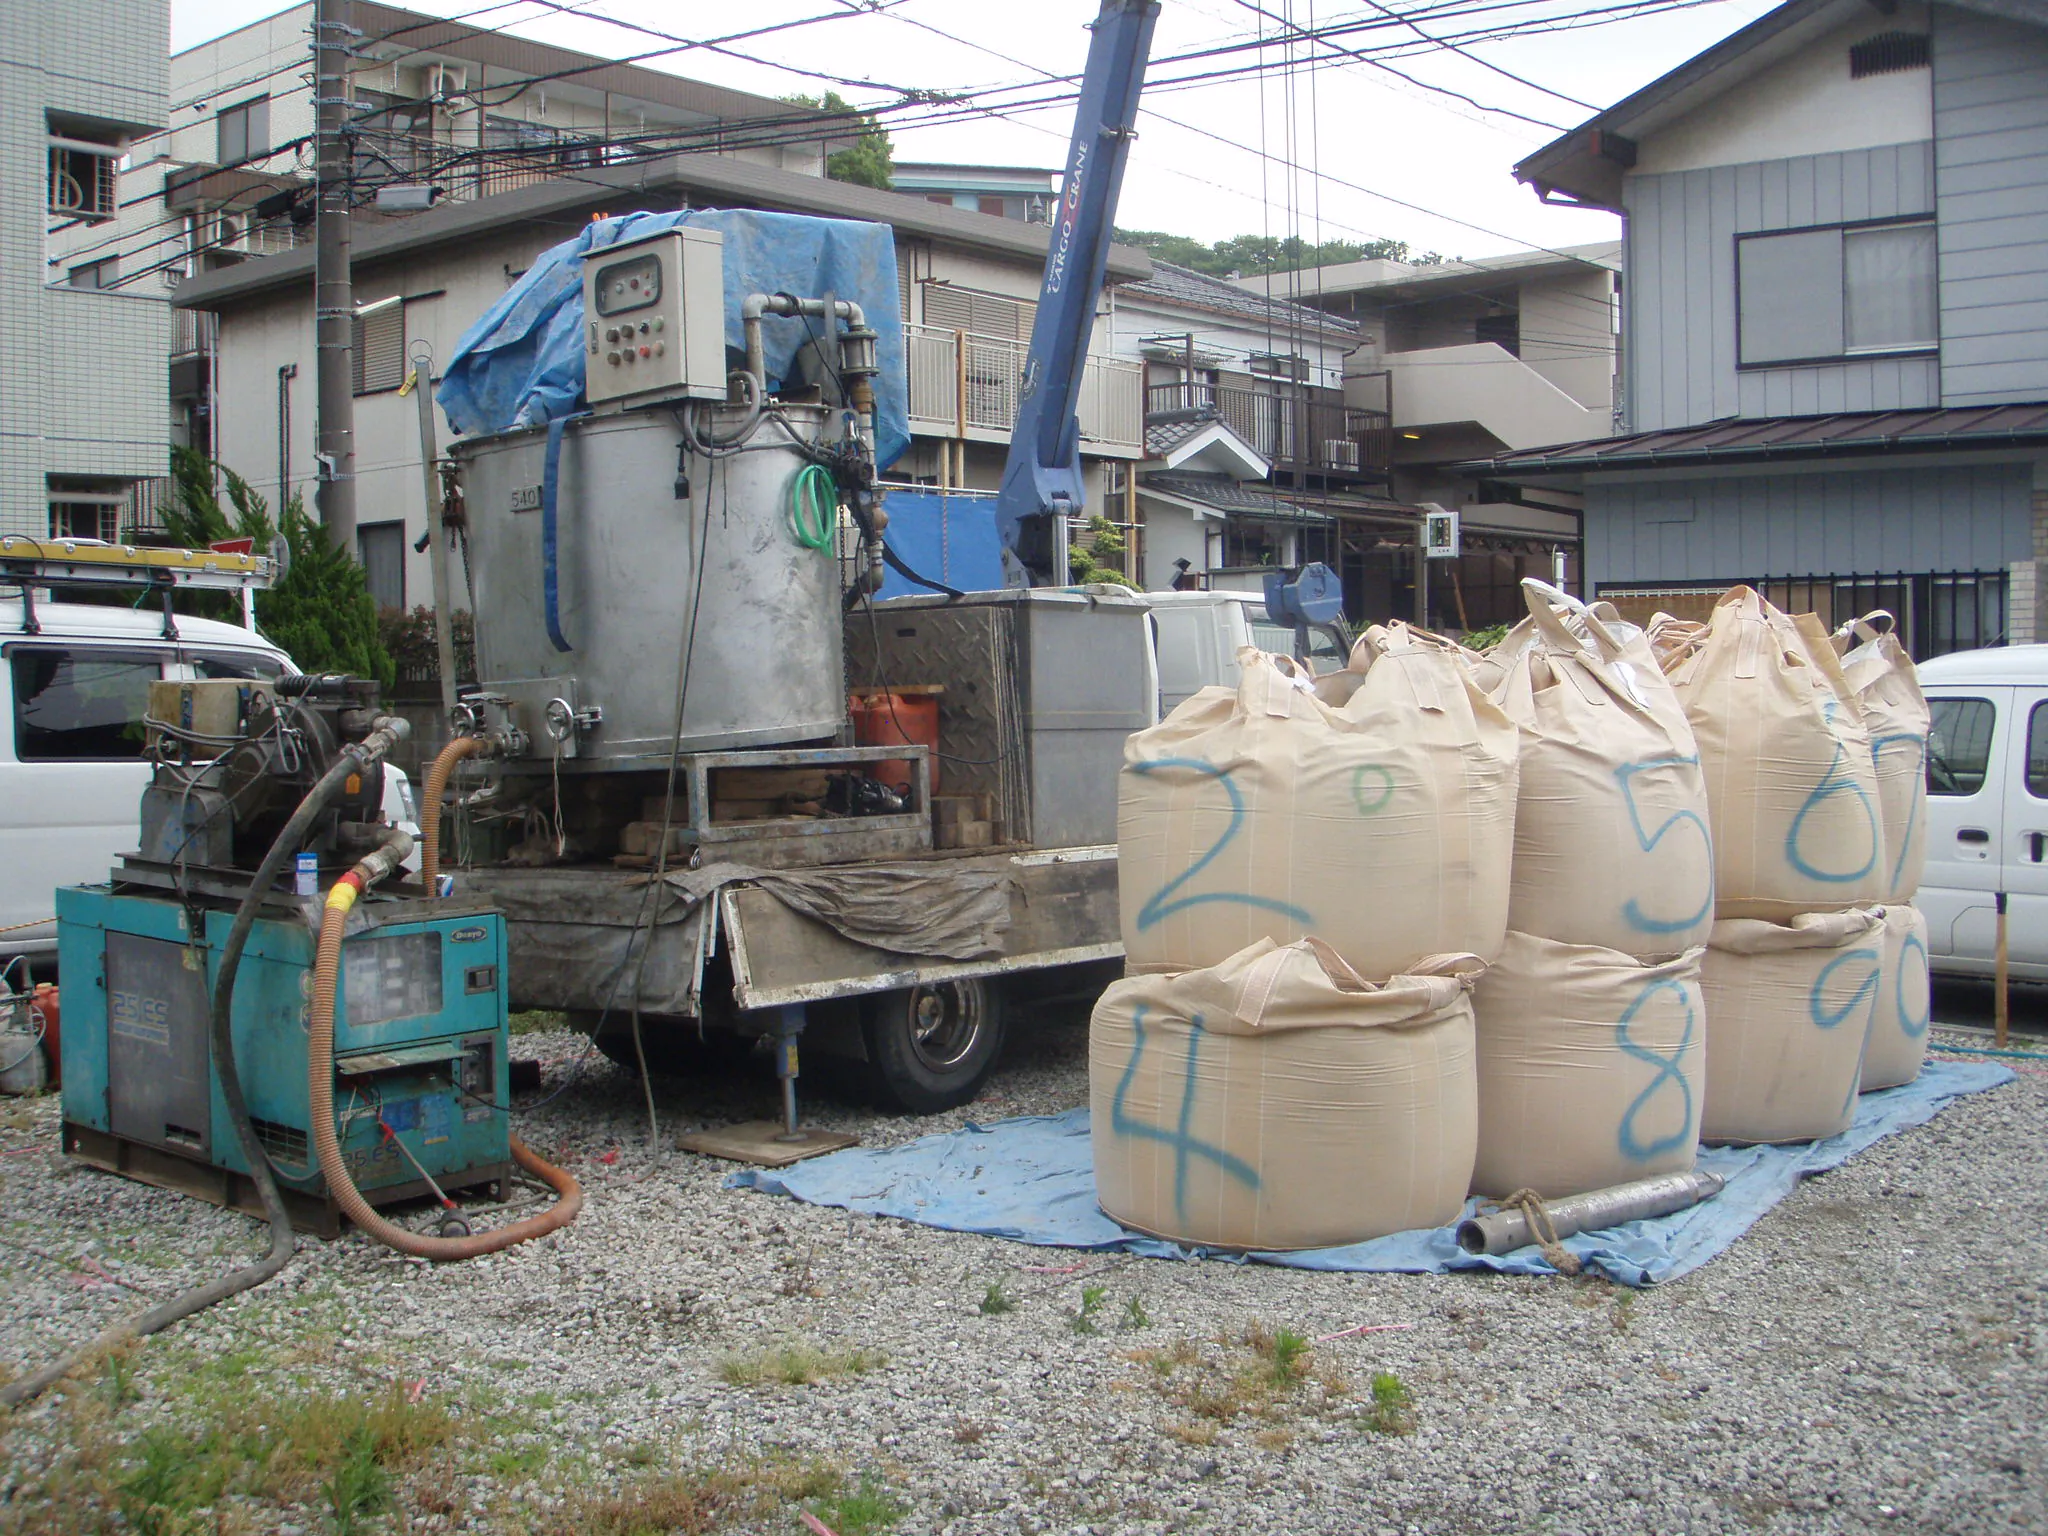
862,979,1005,1114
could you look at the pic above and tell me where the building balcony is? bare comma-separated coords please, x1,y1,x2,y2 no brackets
903,322,1146,458
1143,381,1391,482
1364,343,1611,455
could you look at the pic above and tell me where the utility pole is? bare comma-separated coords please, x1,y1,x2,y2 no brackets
312,0,357,552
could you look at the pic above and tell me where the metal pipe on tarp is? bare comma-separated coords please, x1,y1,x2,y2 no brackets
1456,1170,1727,1257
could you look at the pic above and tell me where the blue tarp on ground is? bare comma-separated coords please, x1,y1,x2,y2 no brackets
437,208,911,468
730,1059,2013,1287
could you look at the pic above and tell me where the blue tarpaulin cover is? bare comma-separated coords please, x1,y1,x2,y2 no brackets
874,489,1007,598
730,1059,2013,1287
437,208,910,468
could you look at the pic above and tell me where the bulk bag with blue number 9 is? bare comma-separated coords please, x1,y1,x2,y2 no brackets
1117,630,1517,979
1485,579,1713,960
1655,587,1886,921
1090,936,1482,1250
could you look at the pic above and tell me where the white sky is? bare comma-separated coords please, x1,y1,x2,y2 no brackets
170,0,1785,261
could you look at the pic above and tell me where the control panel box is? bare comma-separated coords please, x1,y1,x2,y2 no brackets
582,227,727,407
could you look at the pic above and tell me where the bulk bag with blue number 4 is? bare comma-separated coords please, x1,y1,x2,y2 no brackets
1828,612,1931,903
1090,937,1482,1250
1470,931,1706,1199
1487,579,1713,959
1699,906,1883,1144
1118,633,1517,978
1656,588,1886,921
1861,904,1932,1091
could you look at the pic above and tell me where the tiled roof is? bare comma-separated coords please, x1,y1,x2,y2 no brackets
1140,473,1334,525
1127,261,1360,337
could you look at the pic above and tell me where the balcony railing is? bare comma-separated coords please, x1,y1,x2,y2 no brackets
1145,381,1391,480
903,322,1144,456
171,308,217,359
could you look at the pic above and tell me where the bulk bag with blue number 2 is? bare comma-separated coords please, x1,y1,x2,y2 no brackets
1090,937,1482,1250
1118,633,1517,978
1656,588,1886,921
1487,579,1713,959
1699,906,1883,1144
1470,930,1706,1199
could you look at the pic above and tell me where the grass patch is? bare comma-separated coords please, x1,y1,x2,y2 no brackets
977,1280,1016,1317
716,1341,884,1387
1127,1325,1357,1442
539,1455,845,1536
509,1009,567,1036
809,1473,907,1535
1121,1296,1151,1331
1362,1370,1415,1435
1068,1283,1108,1335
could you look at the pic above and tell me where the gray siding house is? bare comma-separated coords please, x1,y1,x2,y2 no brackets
1465,0,2048,655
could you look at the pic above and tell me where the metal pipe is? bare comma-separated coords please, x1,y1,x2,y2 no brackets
740,292,870,392
1457,1170,1726,1257
410,341,459,725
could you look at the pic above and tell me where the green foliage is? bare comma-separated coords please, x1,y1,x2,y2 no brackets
379,602,477,685
1462,621,1510,651
1364,1369,1415,1435
324,1427,392,1536
978,1280,1017,1317
785,91,894,190
1122,1295,1151,1331
1114,228,1453,276
808,1474,907,1536
1070,1282,1108,1335
1269,1327,1311,1384
1069,514,1140,590
162,449,393,689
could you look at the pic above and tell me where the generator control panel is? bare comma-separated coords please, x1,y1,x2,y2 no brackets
582,226,726,407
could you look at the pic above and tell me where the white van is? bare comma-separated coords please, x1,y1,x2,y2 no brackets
2,592,416,966
1140,590,1347,716
1915,644,2048,980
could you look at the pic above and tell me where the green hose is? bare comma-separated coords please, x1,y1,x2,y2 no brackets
789,464,838,552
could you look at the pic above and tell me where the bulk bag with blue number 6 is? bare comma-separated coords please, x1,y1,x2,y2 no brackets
1656,588,1886,921
1090,937,1482,1250
1488,580,1713,959
1860,903,1931,1091
1470,930,1706,1199
1699,906,1883,1144
1118,633,1518,977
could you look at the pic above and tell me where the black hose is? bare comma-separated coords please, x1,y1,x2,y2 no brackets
2,725,401,1410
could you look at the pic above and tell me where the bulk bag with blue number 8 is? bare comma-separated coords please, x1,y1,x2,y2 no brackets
1657,587,1886,921
1090,936,1482,1250
1487,579,1713,959
1118,631,1518,978
1699,906,1883,1144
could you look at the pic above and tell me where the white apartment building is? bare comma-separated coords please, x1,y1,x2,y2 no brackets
3,0,170,539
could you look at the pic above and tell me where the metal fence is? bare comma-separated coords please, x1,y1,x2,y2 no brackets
1143,381,1391,480
1596,570,2008,661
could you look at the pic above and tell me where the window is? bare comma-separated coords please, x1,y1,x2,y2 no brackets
48,143,118,221
1738,220,1937,367
352,301,406,395
48,499,121,541
2027,702,2048,800
976,195,1011,219
67,257,117,290
1474,312,1521,357
190,651,286,682
1927,697,1995,796
1248,352,1310,381
358,521,407,610
10,648,160,761
216,97,269,165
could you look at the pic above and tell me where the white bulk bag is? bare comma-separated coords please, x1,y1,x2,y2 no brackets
1490,580,1713,958
1090,938,1481,1250
1659,588,1886,920
1471,930,1705,1198
1830,613,1932,902
1120,634,1517,977
1699,907,1884,1144
1861,904,1932,1092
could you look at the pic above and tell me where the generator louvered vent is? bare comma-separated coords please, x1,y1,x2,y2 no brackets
1850,31,1929,77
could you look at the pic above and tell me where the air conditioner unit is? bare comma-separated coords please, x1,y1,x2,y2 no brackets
426,63,468,103
214,213,249,253
1321,438,1361,470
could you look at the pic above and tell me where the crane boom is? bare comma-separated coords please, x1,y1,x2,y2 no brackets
994,0,1161,586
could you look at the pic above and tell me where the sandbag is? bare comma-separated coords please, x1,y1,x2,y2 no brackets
1471,930,1705,1198
1861,904,1932,1092
1090,938,1481,1250
1119,635,1517,977
1830,613,1931,902
1658,588,1886,920
1489,580,1713,958
1698,907,1883,1144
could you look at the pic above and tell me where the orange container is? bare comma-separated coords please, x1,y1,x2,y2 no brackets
850,691,940,796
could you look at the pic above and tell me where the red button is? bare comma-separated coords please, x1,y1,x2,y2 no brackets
639,345,651,358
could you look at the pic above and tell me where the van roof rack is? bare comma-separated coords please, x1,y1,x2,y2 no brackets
1,536,274,640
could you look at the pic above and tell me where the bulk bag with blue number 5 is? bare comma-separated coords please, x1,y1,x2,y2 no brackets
1118,634,1517,978
1657,588,1886,921
1488,580,1713,959
1090,937,1482,1250
1699,907,1883,1144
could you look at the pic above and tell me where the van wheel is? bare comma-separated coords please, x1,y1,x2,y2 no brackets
862,979,1005,1114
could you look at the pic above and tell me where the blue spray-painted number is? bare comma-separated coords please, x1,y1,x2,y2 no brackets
1614,976,1698,1161
1895,932,1932,1040
1870,732,1928,891
1813,944,1883,1120
1110,1003,1261,1223
1614,755,1714,937
1131,758,1314,933
1785,745,1881,885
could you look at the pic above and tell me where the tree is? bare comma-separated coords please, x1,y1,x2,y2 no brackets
1113,228,1455,277
160,448,395,689
785,92,894,191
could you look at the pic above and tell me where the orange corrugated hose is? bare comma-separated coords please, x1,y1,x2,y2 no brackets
419,734,484,895
309,836,582,1259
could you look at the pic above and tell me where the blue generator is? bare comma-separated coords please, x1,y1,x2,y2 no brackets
57,886,512,1236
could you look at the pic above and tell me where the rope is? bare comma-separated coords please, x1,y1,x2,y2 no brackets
1486,1188,1582,1276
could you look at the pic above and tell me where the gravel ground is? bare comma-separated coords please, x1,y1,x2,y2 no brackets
1,999,2044,1535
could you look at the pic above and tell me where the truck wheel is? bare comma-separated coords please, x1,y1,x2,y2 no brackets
862,980,1005,1114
